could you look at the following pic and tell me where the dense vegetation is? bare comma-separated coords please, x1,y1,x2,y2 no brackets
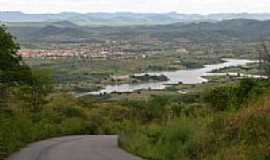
120,79,270,160
1,25,270,160
1,71,270,160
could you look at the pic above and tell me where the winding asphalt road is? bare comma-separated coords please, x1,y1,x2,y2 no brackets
8,135,142,160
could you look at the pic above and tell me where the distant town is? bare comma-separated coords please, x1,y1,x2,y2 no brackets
18,42,189,59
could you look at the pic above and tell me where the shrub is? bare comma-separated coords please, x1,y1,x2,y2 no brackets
121,117,203,160
204,94,270,160
204,79,270,112
204,85,238,111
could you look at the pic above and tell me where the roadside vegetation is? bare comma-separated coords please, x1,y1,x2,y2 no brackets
1,25,270,160
119,79,270,160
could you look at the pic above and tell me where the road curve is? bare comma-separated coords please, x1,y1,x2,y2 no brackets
8,135,142,160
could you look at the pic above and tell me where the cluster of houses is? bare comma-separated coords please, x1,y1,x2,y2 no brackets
17,41,190,60
17,48,125,59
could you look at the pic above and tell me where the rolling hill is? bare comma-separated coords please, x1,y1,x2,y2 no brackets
2,11,270,26
5,19,270,43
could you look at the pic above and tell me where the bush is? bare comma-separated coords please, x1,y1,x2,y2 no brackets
204,95,270,160
204,85,238,111
204,79,270,111
121,117,203,160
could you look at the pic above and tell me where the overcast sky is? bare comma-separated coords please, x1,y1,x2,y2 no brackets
0,0,269,14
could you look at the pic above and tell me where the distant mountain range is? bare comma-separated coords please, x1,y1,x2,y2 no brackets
6,19,270,44
1,11,270,26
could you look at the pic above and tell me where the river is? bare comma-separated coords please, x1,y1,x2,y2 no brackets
77,59,255,97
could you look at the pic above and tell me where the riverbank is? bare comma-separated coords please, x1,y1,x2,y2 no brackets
77,59,255,97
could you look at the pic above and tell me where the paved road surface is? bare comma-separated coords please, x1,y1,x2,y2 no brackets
8,135,142,160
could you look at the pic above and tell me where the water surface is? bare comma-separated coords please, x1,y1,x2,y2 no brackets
77,59,254,96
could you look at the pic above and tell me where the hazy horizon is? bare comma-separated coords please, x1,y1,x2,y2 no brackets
0,0,269,14
2,11,270,15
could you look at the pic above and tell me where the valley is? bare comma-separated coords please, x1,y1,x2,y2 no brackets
1,10,270,160
6,18,268,96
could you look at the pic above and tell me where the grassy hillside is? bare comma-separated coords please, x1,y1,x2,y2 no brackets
120,79,270,160
1,78,270,160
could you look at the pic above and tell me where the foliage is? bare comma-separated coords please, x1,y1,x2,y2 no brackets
204,79,269,111
2,23,270,160
0,25,32,86
120,118,203,160
120,79,270,160
0,25,33,112
257,42,270,77
203,95,270,160
30,69,54,112
1,77,270,160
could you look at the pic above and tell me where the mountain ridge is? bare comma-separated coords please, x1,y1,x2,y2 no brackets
2,11,270,26
6,19,270,43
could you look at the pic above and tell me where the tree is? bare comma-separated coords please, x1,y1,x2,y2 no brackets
0,25,32,109
30,69,54,112
257,42,270,77
0,25,32,85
